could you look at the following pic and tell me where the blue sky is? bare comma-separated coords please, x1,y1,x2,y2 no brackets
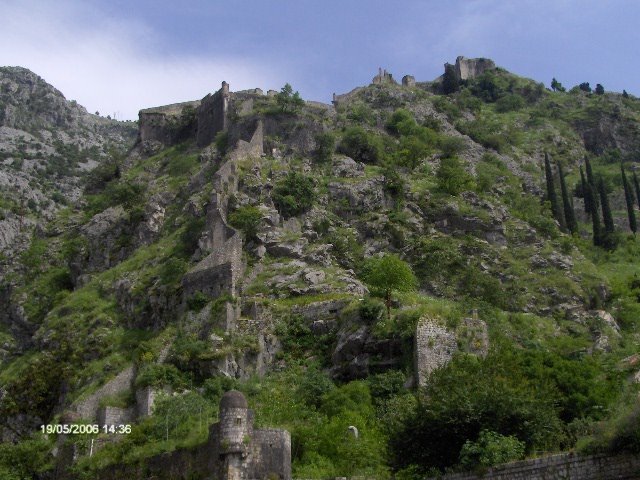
2,0,638,120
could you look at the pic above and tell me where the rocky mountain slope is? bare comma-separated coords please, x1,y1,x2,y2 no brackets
1,58,640,479
0,67,137,275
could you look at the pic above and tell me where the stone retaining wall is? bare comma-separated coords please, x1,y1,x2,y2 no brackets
436,452,640,480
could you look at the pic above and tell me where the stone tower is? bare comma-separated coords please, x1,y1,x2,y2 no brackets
210,390,291,480
219,390,253,480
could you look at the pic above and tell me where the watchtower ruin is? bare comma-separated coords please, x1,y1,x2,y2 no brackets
209,390,291,480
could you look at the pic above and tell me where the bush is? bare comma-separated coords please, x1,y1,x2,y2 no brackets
228,205,262,240
273,172,315,218
359,297,385,324
314,132,335,163
215,130,229,154
436,156,475,195
459,430,525,469
337,126,385,164
177,216,205,258
495,94,525,113
438,136,466,158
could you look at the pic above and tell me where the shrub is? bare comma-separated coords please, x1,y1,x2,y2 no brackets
438,136,466,158
314,132,335,163
177,216,205,258
436,156,475,195
337,126,385,164
186,292,211,312
228,205,262,240
273,172,315,218
459,430,525,469
359,297,385,324
215,130,229,154
495,94,525,113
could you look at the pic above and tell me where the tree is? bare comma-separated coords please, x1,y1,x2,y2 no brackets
623,90,629,98
621,164,637,233
580,166,592,214
585,156,595,186
595,83,605,95
598,178,615,234
362,254,417,319
550,78,565,92
558,162,577,233
544,153,565,230
633,171,640,210
276,83,304,113
590,184,603,246
314,131,336,163
579,82,592,93
337,126,385,164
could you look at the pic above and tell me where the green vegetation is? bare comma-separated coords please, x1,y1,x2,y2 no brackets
4,63,640,480
361,254,417,319
273,171,315,218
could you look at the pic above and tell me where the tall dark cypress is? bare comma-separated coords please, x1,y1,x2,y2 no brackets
633,171,640,210
590,184,603,246
544,153,565,230
585,156,595,186
598,178,615,234
558,162,578,233
580,166,591,214
621,164,637,233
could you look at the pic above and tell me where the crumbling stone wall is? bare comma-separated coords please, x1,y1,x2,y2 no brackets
414,317,457,387
452,56,496,81
138,101,200,145
73,365,135,421
372,67,397,85
97,406,135,427
197,81,229,148
434,452,640,480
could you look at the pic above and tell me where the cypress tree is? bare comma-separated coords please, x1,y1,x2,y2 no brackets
590,184,603,246
621,164,637,233
633,171,640,210
558,162,578,233
585,156,595,186
598,178,615,234
580,166,591,214
544,153,565,230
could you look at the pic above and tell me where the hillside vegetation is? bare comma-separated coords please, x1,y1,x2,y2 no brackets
1,63,639,479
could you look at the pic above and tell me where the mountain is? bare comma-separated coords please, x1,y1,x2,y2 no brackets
0,67,137,275
1,59,640,479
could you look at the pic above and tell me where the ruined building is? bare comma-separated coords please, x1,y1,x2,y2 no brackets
210,390,291,480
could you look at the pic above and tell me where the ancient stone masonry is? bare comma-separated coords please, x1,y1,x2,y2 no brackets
432,452,640,480
448,56,497,81
61,390,291,480
197,81,230,147
402,75,416,87
414,317,457,387
372,67,397,85
138,100,200,145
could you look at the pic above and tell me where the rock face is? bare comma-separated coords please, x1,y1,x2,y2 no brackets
0,67,137,272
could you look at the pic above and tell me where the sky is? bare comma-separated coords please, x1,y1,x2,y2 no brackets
1,0,638,120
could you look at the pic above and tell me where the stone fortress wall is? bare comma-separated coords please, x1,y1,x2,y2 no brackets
433,452,640,480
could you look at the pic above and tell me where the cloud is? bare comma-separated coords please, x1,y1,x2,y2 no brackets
0,1,282,120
